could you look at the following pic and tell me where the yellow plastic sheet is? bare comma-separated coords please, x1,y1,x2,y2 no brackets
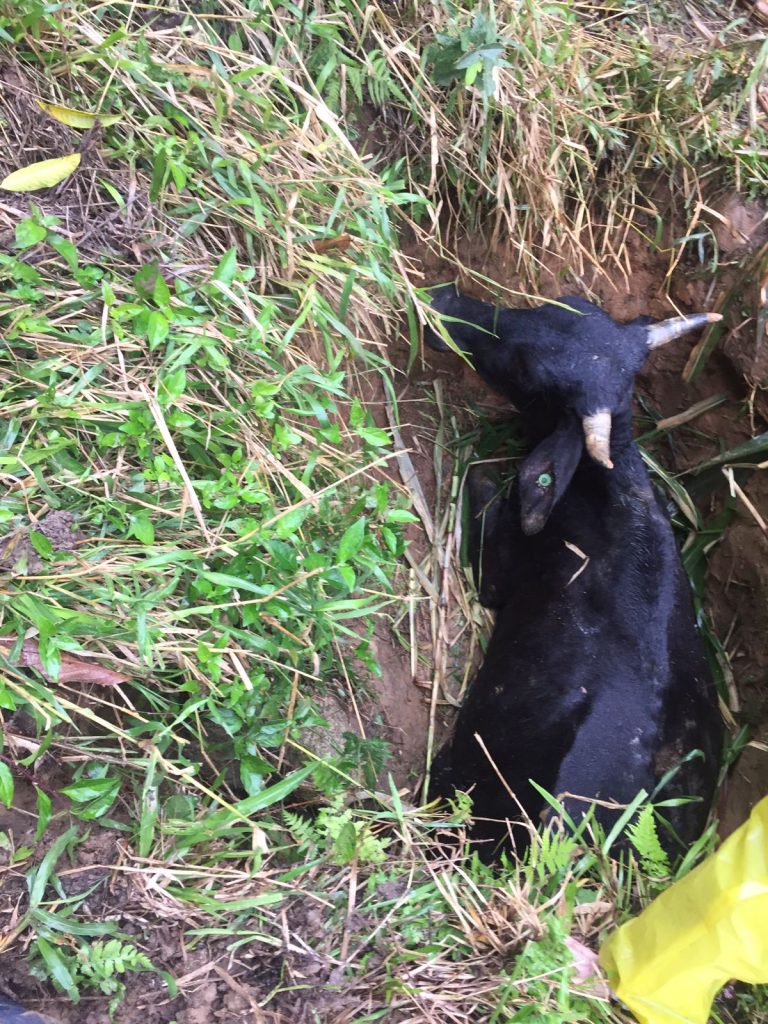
600,796,768,1024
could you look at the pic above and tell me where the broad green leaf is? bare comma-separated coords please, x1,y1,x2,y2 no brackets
35,787,52,841
152,274,171,308
164,794,196,821
146,310,169,348
199,571,269,596
213,247,238,285
74,792,120,821
129,513,155,545
29,531,53,559
1,153,81,192
0,681,50,724
337,517,366,563
62,776,120,803
464,61,481,86
35,937,79,1001
357,425,390,447
380,526,398,554
239,754,267,796
38,99,121,129
49,233,79,271
160,366,186,399
15,219,47,248
0,763,13,808
273,505,309,539
386,509,418,523
37,635,62,681
337,564,356,590
251,379,281,398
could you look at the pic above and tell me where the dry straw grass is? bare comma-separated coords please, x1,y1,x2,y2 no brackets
326,0,764,284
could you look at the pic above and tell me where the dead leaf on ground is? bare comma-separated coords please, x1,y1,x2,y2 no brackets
310,233,352,254
1,153,82,192
565,935,611,998
38,99,121,129
0,638,130,687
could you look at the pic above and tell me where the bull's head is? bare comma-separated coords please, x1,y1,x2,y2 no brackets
424,284,720,533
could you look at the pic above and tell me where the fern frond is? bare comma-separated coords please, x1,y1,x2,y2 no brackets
627,806,670,878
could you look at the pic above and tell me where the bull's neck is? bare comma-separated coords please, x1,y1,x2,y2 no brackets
605,410,642,475
596,421,662,530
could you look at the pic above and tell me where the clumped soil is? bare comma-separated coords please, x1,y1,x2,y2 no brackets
0,779,289,1024
0,511,81,575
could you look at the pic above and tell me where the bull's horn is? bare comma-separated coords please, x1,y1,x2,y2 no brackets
583,410,613,469
647,312,722,350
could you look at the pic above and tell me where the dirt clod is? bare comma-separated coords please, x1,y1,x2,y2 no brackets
0,510,81,574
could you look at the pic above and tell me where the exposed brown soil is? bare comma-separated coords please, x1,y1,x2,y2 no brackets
0,511,81,576
4,203,768,1020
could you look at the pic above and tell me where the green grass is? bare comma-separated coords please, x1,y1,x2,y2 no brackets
1,0,768,1020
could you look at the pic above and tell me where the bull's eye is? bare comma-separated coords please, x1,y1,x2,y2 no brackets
537,472,553,488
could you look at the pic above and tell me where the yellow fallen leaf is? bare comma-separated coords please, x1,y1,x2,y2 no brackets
38,100,121,129
0,153,82,192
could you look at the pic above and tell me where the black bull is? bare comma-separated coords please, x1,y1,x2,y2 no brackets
424,286,723,860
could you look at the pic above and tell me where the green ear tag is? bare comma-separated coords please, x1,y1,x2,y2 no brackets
537,472,553,488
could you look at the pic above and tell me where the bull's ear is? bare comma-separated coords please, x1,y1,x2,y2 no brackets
518,418,584,535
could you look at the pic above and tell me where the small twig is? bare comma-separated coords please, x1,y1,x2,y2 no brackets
0,751,56,797
277,670,301,773
339,858,358,964
211,964,266,1024
723,466,767,531
142,386,213,546
654,394,726,432
473,732,522,808
384,397,435,544
408,566,417,682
